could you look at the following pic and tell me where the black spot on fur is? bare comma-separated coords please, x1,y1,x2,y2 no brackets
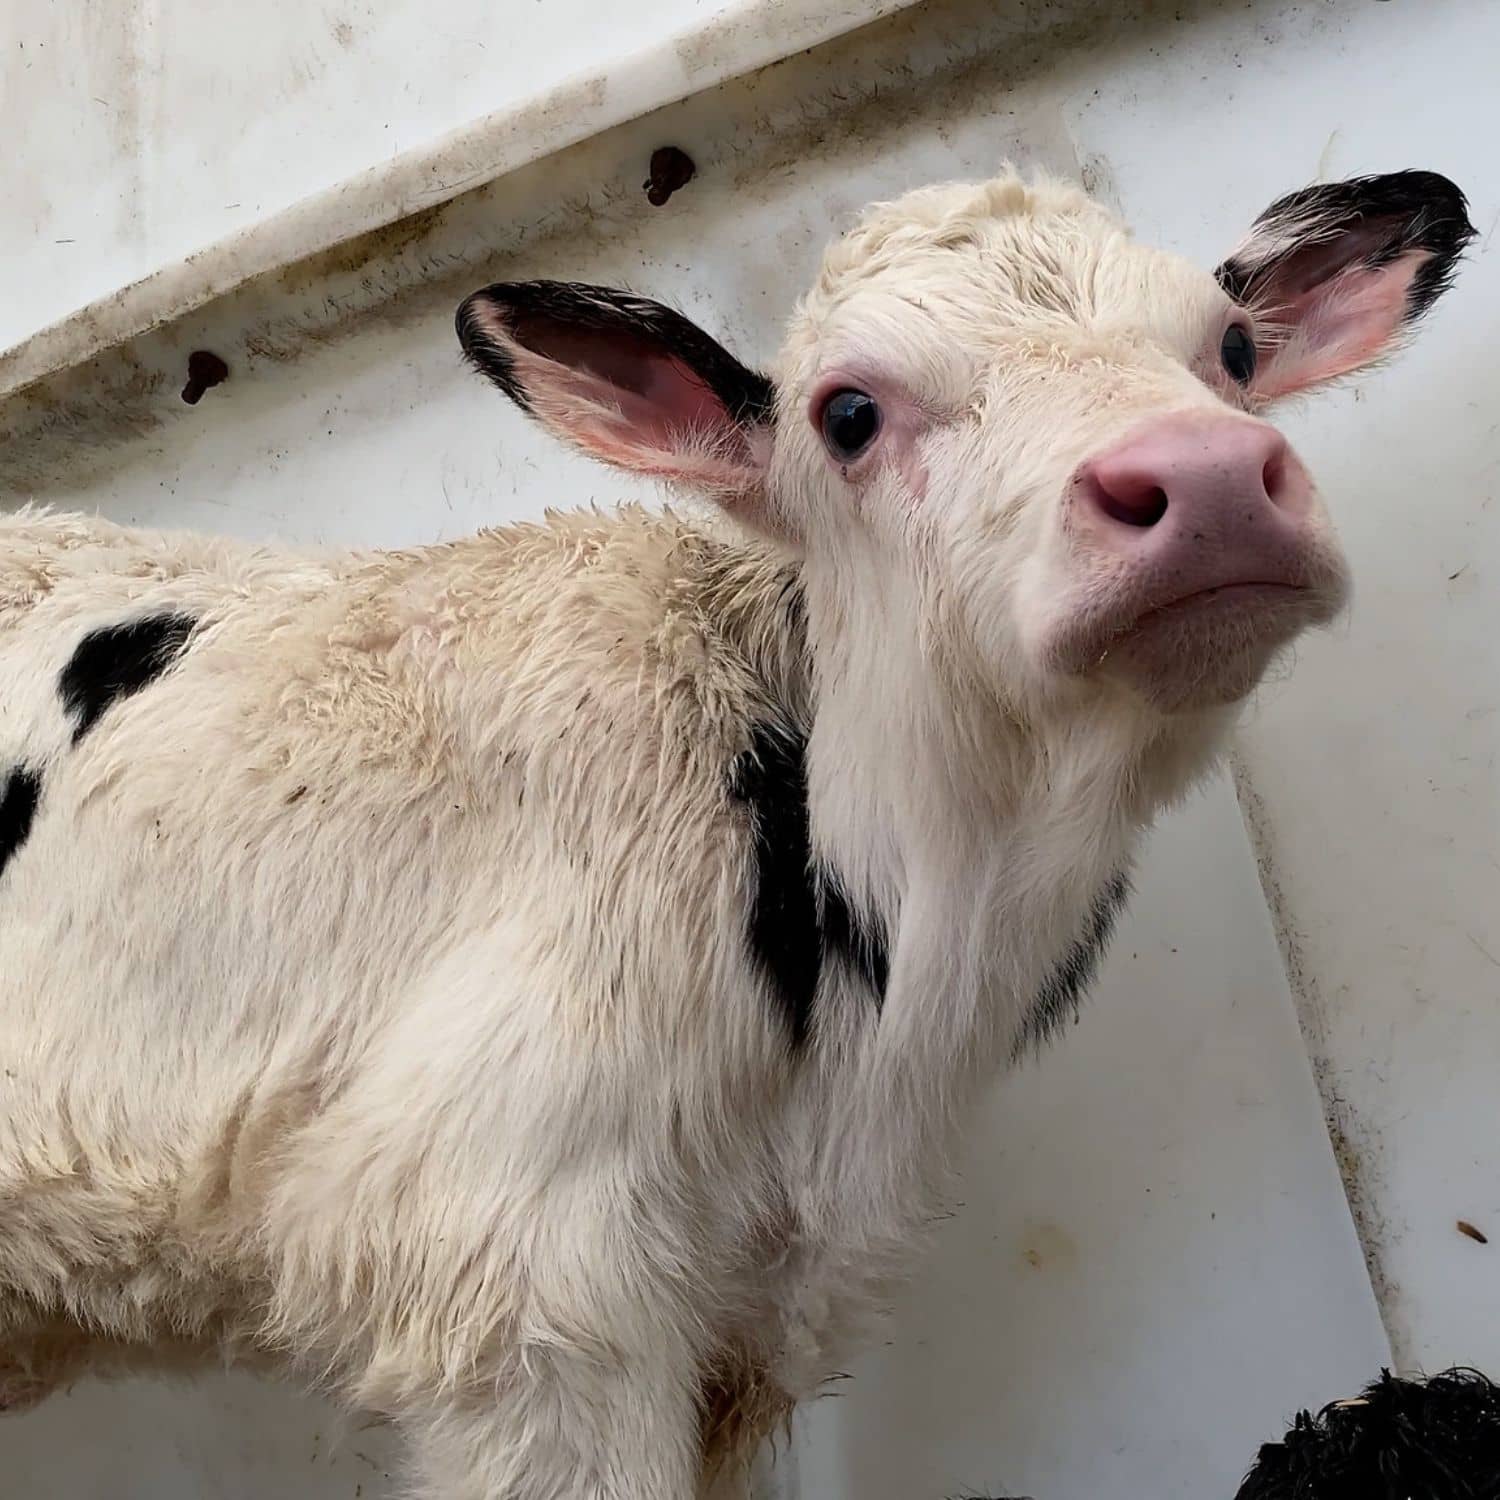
59,613,197,745
729,723,889,1050
455,279,776,426
0,767,42,882
1012,871,1131,1058
1235,1367,1500,1500
1216,170,1475,326
821,872,890,1000
730,725,819,1047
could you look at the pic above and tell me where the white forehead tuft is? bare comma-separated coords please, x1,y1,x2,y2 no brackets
814,169,1115,290
781,169,1158,376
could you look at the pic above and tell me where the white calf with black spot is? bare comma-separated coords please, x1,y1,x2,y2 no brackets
0,168,1473,1499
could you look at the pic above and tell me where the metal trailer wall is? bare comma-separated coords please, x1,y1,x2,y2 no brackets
2,2,1497,1497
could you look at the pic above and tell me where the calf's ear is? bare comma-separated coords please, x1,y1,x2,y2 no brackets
457,280,776,516
1215,170,1475,399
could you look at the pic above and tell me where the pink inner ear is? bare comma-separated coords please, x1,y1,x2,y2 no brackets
505,344,767,496
509,314,733,443
597,349,732,444
1256,249,1426,398
466,297,771,498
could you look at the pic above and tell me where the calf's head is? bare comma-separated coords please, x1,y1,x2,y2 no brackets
458,169,1471,717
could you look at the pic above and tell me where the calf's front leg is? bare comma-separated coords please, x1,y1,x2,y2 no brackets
400,1319,702,1500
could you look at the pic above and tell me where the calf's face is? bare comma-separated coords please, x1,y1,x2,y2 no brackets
458,169,1471,716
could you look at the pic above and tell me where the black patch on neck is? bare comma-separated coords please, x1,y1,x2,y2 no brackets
0,766,42,882
728,722,889,1051
1012,870,1132,1059
59,613,197,745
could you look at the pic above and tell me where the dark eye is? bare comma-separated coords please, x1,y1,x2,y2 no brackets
1220,322,1257,385
820,389,881,461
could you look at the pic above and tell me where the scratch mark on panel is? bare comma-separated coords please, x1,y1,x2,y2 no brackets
1231,750,1404,1364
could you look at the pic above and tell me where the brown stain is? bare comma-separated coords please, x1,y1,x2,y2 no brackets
1018,1220,1078,1273
273,201,450,300
674,0,793,82
4,353,169,496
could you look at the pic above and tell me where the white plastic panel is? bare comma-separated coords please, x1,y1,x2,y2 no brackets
1,0,916,354
0,1372,400,1500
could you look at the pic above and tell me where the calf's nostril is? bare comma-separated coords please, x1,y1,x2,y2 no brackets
1262,450,1287,505
1090,473,1169,529
1116,483,1167,528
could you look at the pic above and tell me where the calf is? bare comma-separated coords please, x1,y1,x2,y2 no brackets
0,168,1472,1498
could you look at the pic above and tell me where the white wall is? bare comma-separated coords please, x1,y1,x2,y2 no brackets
3,0,744,349
2,0,1497,1496
0,0,914,354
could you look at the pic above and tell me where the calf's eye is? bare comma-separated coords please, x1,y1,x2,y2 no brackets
1220,323,1257,385
820,389,881,462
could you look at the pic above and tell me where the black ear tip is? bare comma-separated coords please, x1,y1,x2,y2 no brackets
1400,167,1469,205
454,286,531,407
1404,168,1476,236
1371,168,1478,248
1395,170,1478,314
1440,180,1478,247
454,279,594,358
454,284,516,350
